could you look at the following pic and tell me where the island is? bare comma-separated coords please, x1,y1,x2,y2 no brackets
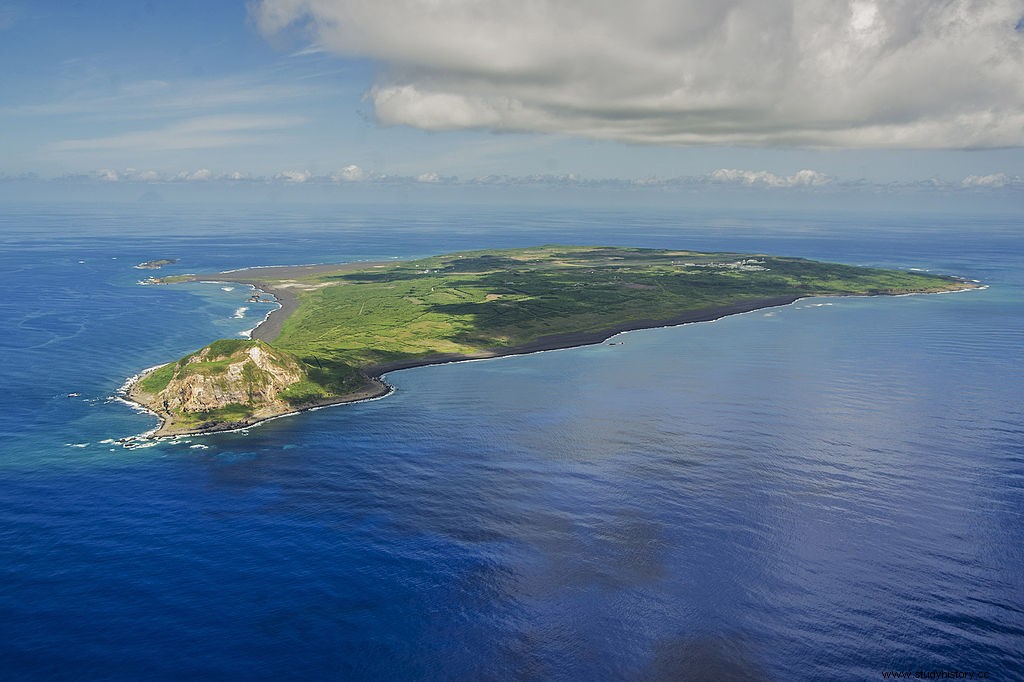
135,258,179,270
125,245,977,437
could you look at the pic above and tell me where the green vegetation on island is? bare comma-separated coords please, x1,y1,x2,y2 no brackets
128,245,974,436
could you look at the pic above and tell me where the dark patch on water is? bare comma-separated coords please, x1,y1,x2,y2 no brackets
642,633,770,681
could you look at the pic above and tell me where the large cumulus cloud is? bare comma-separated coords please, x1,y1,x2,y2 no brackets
253,0,1024,148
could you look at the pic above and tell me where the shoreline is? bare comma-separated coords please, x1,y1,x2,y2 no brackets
118,295,818,440
126,262,982,440
180,261,393,342
363,283,981,377
364,295,803,376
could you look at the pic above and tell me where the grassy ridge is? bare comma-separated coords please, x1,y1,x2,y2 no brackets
137,363,175,394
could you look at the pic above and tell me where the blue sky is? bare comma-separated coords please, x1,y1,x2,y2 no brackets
2,0,1023,204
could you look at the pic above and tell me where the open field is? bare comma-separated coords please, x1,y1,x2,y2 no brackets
261,245,968,366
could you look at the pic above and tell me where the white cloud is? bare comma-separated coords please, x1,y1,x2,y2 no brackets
961,173,1017,187
253,0,1024,149
2,75,319,120
37,167,1024,195
49,115,303,153
130,169,161,181
275,169,313,183
332,164,365,181
178,169,213,181
93,168,168,182
710,168,832,187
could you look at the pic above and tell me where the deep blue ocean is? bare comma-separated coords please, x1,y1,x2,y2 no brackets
0,202,1021,680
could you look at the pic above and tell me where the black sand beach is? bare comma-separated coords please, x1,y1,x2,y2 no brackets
186,262,392,342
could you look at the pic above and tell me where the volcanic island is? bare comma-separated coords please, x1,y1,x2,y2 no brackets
126,245,976,437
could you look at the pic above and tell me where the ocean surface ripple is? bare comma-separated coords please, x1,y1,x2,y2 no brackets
0,203,1020,679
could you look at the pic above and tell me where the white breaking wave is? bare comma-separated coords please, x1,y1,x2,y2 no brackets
222,286,235,292
238,305,278,339
233,306,248,319
124,440,159,450
219,262,332,273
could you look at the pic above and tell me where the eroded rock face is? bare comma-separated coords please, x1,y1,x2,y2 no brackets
159,342,305,414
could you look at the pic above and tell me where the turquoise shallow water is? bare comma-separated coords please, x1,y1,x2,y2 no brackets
0,203,1021,679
